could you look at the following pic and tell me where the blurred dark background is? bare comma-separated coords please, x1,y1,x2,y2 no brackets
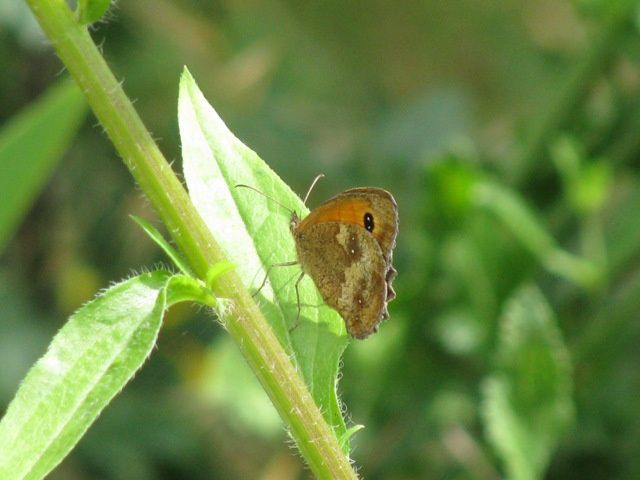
2,0,640,478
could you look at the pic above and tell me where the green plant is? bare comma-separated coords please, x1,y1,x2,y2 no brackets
0,1,356,478
3,1,640,479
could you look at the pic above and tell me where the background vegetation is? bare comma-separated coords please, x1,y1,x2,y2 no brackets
2,0,640,478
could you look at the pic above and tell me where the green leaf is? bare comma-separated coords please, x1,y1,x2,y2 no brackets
0,270,208,480
0,78,87,252
482,285,574,480
177,68,349,443
473,180,601,289
130,214,195,276
129,214,234,303
205,262,236,289
339,424,365,452
76,0,111,25
164,272,218,307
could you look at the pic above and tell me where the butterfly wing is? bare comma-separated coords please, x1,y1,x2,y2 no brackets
297,188,397,258
294,222,388,339
296,187,398,298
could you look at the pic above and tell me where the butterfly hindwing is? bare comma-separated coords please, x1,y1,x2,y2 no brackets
294,222,387,338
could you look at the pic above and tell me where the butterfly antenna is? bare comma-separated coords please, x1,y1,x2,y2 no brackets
235,184,294,214
303,173,325,205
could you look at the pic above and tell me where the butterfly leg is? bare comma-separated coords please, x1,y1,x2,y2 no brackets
252,260,299,297
289,271,306,334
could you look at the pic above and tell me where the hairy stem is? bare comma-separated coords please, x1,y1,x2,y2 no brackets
24,0,356,477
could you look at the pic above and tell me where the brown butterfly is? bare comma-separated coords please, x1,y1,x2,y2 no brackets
290,186,398,338
239,177,398,339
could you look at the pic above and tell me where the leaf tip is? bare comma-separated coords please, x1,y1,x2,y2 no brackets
181,66,193,77
178,67,202,117
180,67,195,89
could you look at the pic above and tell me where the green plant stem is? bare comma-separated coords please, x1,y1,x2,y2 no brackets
24,0,356,477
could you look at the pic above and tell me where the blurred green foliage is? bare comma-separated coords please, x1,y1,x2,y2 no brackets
2,0,640,478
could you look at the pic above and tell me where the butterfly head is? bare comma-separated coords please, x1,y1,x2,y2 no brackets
290,211,302,233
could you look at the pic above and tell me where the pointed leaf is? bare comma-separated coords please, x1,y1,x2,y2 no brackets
482,286,574,480
178,68,349,440
0,78,87,252
0,270,208,480
76,0,111,25
130,214,194,276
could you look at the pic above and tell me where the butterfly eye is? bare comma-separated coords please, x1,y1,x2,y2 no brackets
364,212,374,232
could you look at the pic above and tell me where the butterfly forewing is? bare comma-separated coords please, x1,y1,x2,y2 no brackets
292,187,398,339
297,188,398,262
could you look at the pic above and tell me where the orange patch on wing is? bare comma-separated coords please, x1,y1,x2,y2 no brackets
298,199,371,229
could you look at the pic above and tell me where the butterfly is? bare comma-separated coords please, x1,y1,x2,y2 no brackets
239,176,398,339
